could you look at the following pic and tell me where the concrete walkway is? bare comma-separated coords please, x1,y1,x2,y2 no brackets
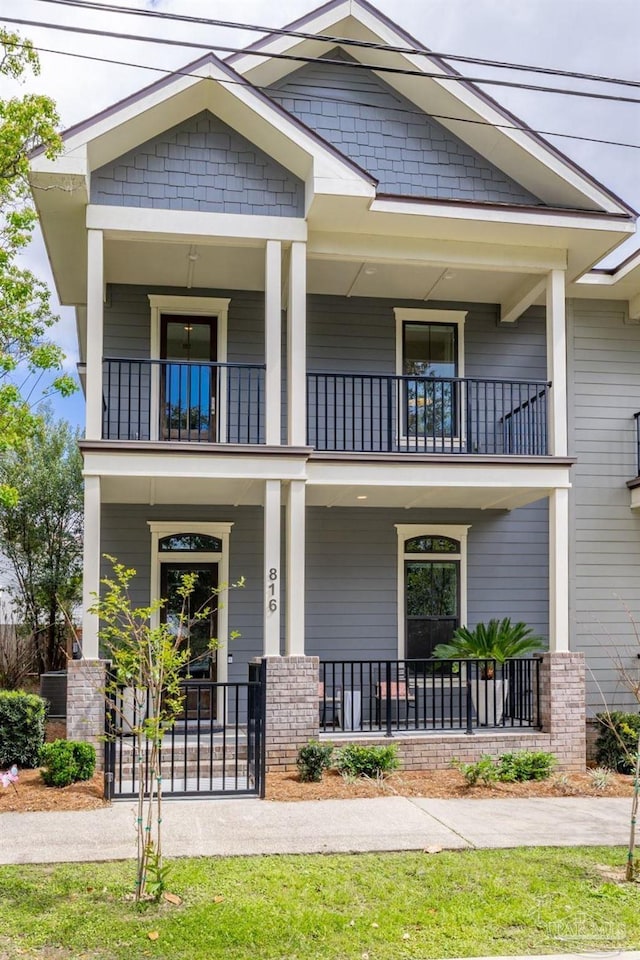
0,795,633,865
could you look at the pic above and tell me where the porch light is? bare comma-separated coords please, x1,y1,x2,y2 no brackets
356,495,368,500
363,265,377,276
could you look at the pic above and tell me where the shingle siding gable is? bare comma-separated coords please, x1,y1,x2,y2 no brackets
268,53,542,206
90,110,305,216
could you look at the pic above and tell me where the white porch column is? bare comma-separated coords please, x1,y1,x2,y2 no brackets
285,480,306,655
85,229,104,441
546,269,568,457
549,487,570,652
263,479,281,656
265,240,282,445
81,475,101,658
287,240,307,446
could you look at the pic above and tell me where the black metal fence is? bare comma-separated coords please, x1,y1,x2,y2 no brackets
318,658,540,735
634,411,640,477
104,675,265,799
102,358,265,444
307,373,550,455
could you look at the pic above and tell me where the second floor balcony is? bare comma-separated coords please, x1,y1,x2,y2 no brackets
101,358,551,457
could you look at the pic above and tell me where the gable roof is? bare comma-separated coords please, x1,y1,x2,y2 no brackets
228,0,635,218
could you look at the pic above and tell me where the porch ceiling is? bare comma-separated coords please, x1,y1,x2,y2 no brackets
101,235,546,306
95,458,571,511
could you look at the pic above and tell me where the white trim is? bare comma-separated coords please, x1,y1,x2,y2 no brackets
148,295,229,443
85,229,104,441
394,307,467,447
148,521,233,690
285,480,306,655
81,476,101,659
87,205,309,243
548,489,569,652
263,480,281,656
545,270,567,457
265,241,282,446
288,241,307,446
395,524,470,659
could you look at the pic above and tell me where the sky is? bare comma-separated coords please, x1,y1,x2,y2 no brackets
2,0,640,429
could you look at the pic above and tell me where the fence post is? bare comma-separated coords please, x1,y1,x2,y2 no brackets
385,661,393,738
465,675,474,735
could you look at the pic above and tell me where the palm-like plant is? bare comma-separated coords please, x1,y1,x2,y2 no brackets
432,618,544,677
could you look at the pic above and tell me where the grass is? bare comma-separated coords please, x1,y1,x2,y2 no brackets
0,848,639,959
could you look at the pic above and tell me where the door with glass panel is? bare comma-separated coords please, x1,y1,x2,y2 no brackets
404,535,460,660
403,322,458,442
160,315,217,441
160,560,218,720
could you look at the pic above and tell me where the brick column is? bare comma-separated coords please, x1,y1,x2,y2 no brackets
538,651,585,771
66,659,107,772
262,656,319,771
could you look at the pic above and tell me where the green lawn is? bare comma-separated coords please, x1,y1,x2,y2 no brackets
0,848,639,959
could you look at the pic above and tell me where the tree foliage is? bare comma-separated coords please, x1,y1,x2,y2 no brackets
0,413,83,672
0,29,76,507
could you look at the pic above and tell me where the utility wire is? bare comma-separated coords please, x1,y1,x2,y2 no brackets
30,0,640,92
14,39,640,153
5,13,640,106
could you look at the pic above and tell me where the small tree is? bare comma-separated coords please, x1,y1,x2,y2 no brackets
0,414,83,672
90,557,242,901
0,29,76,508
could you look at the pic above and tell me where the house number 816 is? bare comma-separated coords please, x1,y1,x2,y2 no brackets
268,567,278,612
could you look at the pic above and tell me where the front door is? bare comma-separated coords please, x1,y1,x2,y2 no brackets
405,558,459,660
160,316,217,441
160,562,218,719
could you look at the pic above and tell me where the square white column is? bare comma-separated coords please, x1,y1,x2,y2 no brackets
287,241,307,446
85,229,104,441
546,269,568,457
263,479,281,656
285,479,306,655
549,487,570,652
81,475,101,659
265,240,282,445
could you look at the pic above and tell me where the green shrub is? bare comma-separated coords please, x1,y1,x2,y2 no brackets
595,711,640,774
40,740,96,788
497,750,555,782
296,741,334,782
452,755,498,786
0,690,47,768
334,744,399,779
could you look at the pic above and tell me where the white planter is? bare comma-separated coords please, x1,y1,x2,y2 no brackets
472,678,508,726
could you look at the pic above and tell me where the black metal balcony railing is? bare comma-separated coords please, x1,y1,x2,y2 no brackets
307,373,550,455
319,658,540,735
634,412,640,477
102,358,266,444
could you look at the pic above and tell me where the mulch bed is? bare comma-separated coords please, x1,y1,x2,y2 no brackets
265,768,635,802
0,768,108,813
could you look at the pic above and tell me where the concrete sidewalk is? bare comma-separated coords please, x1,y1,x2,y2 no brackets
0,796,633,865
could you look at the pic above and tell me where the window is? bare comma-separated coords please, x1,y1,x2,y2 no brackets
395,308,467,443
396,524,469,659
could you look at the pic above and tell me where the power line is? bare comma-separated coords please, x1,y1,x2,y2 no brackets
16,39,640,154
31,0,640,92
5,13,640,107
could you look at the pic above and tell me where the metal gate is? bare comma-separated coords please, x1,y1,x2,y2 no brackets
104,666,265,800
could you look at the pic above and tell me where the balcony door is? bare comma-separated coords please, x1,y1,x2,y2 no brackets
160,315,217,441
403,321,458,440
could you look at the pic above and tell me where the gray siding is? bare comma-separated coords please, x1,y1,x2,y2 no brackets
269,52,540,205
306,505,548,660
568,298,640,712
100,502,548,668
91,110,304,216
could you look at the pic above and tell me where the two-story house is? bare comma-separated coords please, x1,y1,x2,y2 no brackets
30,0,640,793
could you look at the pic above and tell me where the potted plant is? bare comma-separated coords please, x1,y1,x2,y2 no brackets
432,618,544,725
